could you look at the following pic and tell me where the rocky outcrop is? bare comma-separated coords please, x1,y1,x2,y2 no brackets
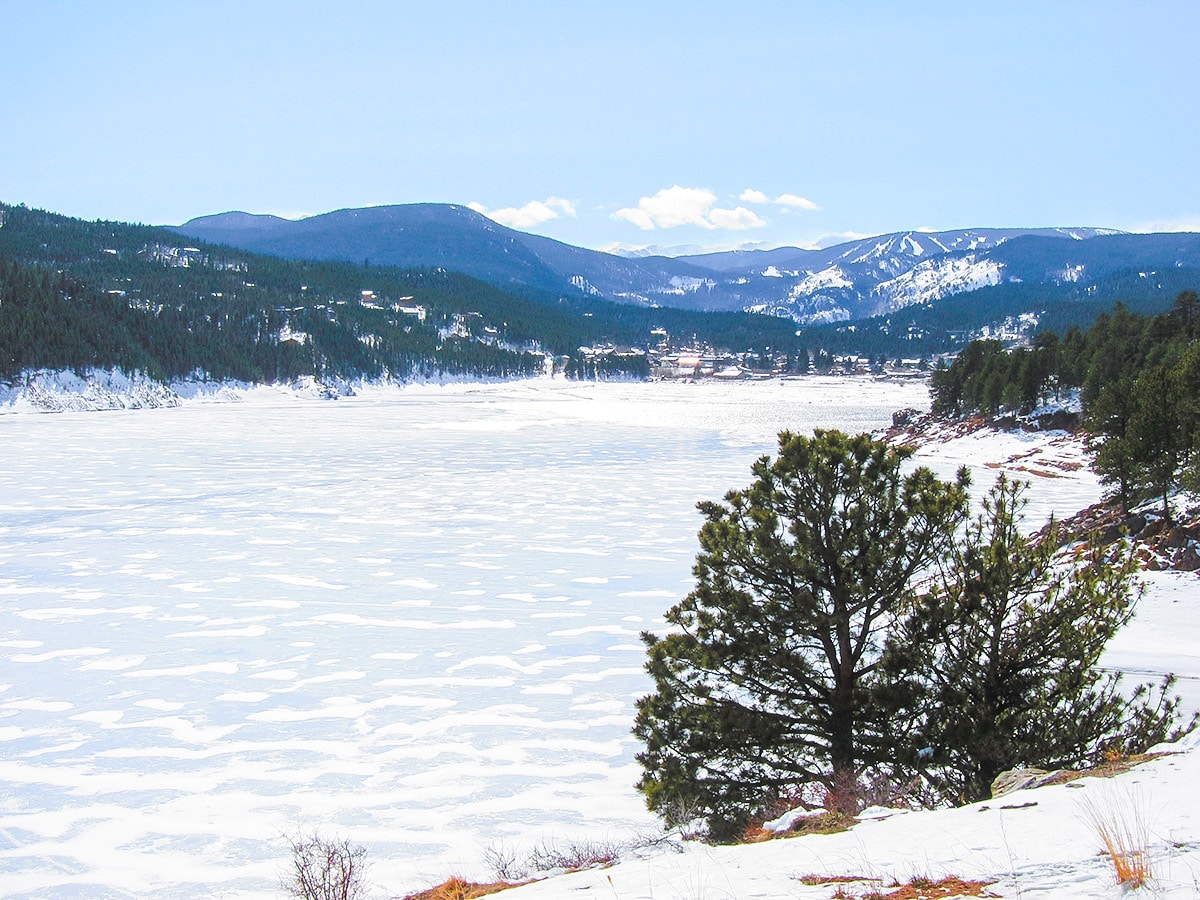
1049,503,1200,573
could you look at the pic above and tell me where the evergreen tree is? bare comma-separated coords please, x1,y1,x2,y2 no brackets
633,430,970,839
1173,289,1200,340
1085,376,1141,511
1127,364,1188,522
1176,342,1200,495
885,475,1192,805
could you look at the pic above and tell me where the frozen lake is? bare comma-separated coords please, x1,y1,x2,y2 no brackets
0,377,939,899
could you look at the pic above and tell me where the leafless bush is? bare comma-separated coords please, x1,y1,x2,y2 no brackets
856,770,924,810
281,830,369,900
481,841,525,882
527,837,621,872
483,836,624,880
653,796,710,840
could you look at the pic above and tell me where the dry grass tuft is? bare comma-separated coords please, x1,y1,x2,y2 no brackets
745,809,858,843
401,876,519,900
740,824,776,843
802,875,998,899
792,810,859,835
795,873,873,886
876,876,1000,898
1079,791,1154,889
1042,752,1165,788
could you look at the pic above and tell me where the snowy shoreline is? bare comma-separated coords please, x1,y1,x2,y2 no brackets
0,367,928,415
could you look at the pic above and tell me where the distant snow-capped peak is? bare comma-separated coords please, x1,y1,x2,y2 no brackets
599,240,778,258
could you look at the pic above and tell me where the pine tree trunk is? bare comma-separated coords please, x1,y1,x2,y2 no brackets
827,654,858,814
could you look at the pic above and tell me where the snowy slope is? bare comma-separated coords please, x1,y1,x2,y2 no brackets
0,369,185,412
504,730,1200,899
872,254,1005,310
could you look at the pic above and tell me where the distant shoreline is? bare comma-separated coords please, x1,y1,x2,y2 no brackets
0,368,932,416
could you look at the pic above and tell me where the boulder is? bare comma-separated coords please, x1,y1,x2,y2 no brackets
1121,514,1147,538
990,767,1057,798
1165,527,1189,550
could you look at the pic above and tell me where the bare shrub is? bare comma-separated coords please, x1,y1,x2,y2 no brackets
281,830,369,900
857,770,925,810
482,836,625,881
652,796,709,840
526,837,621,872
480,842,526,882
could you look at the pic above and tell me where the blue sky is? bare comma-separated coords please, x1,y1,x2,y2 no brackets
2,1,1197,252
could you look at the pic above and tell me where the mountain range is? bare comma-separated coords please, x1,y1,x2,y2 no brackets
173,205,1200,325
0,201,809,388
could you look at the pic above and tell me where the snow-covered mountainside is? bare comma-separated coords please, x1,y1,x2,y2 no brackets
872,253,1005,311
669,227,1130,323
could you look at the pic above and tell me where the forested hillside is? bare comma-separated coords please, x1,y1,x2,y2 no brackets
0,203,803,384
798,269,1197,364
930,292,1200,517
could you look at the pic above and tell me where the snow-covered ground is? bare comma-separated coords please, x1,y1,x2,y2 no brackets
0,377,1195,899
506,729,1200,899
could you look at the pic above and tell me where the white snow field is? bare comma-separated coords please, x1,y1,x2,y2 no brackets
0,377,1195,899
508,729,1200,900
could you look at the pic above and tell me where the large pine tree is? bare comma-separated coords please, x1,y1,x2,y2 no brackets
634,440,1193,837
633,430,970,839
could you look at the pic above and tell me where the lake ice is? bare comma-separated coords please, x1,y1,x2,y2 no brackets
0,377,1120,898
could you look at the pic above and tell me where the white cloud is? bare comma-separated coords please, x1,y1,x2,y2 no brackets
740,189,821,211
614,186,718,230
708,206,767,230
598,239,775,257
468,197,576,229
811,231,871,249
494,202,560,228
1132,217,1200,234
613,186,767,231
774,193,820,211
